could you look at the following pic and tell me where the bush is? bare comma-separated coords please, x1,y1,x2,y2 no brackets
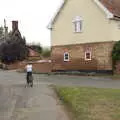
112,40,120,61
0,31,28,63
42,48,51,58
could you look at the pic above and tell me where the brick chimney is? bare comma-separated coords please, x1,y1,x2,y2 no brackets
12,21,18,32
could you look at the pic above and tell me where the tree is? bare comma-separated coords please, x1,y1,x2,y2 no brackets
0,30,28,63
0,26,4,38
42,47,51,58
0,26,4,43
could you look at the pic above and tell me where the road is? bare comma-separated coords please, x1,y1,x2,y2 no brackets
1,70,120,120
0,70,70,120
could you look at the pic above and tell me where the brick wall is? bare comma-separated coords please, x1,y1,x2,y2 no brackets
7,61,52,73
32,62,52,73
51,41,115,72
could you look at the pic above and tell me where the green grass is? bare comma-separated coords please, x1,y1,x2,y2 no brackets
55,86,120,120
111,74,120,80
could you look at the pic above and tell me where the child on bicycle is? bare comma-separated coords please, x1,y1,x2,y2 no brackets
25,62,33,84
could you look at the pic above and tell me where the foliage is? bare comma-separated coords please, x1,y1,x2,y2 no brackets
41,47,51,57
56,86,120,120
0,26,4,38
112,40,120,62
0,31,28,63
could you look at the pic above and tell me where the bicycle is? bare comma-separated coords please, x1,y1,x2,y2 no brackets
26,73,33,87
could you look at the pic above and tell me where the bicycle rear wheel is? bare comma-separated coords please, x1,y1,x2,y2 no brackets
28,75,33,87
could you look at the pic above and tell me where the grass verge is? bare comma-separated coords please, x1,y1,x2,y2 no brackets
55,86,120,120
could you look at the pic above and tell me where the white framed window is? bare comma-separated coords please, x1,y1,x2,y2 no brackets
64,52,69,62
85,51,92,61
72,16,83,33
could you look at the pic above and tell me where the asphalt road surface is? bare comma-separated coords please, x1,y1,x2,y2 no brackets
0,70,70,120
1,70,120,120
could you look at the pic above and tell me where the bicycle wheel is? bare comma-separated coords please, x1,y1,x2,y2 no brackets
29,75,33,87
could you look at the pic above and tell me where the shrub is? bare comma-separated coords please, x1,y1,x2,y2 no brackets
42,48,51,58
112,41,120,61
112,40,120,69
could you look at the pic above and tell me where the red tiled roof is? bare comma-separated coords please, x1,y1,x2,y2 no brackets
99,0,120,17
28,48,40,57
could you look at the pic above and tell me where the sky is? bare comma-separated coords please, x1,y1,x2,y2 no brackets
0,0,63,47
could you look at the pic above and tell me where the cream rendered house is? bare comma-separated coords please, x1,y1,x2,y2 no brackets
48,0,120,73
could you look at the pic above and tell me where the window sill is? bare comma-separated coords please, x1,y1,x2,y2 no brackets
73,31,83,33
85,59,92,61
64,60,70,62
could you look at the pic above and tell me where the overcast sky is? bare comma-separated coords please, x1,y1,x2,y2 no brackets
0,0,62,47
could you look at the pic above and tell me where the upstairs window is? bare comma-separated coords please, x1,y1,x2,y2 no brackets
64,52,69,62
73,16,83,33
